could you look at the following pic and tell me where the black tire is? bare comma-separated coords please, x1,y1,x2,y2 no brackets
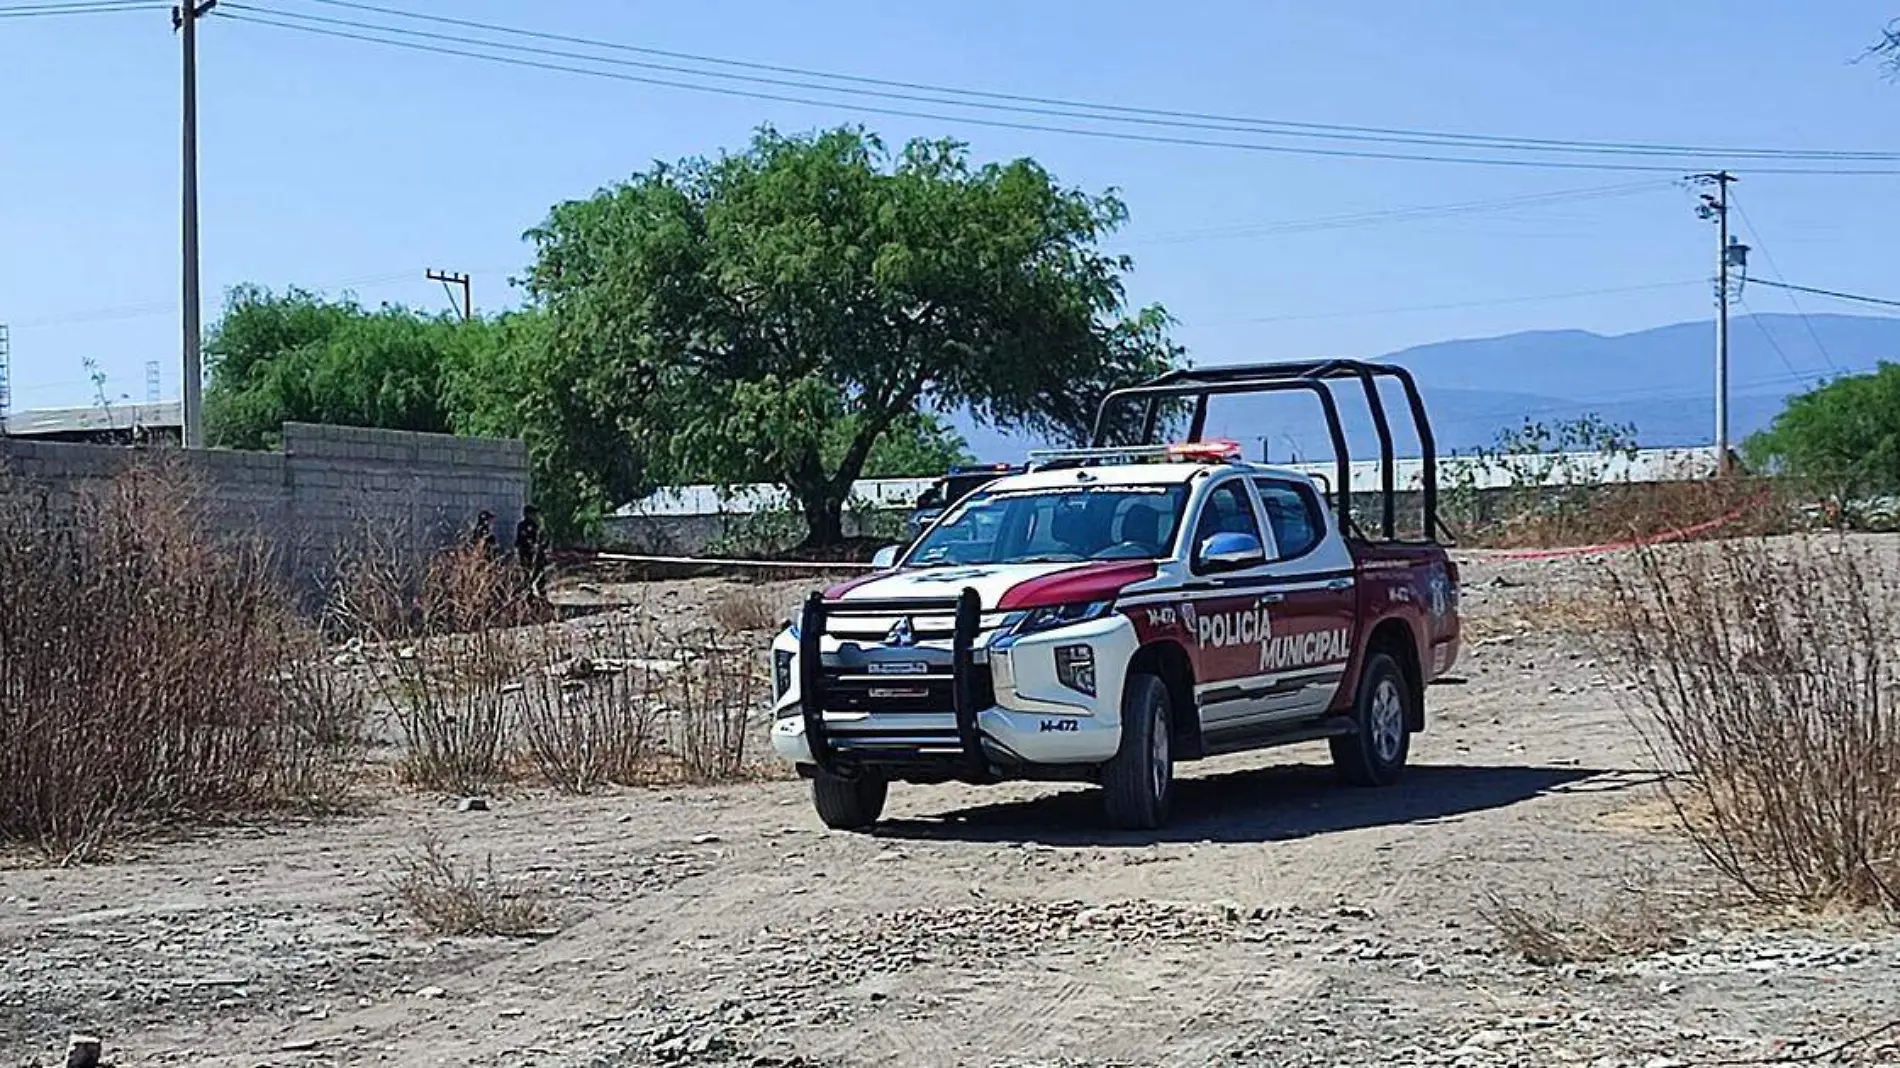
811,769,888,831
1103,673,1173,830
1331,651,1413,787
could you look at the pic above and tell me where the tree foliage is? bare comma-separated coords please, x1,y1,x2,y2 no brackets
204,285,491,450
1746,363,1900,501
522,126,1177,545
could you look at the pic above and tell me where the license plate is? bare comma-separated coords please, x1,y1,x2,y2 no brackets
867,686,929,699
867,661,930,676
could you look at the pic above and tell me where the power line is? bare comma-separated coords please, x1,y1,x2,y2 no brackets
278,0,1900,165
212,8,1900,176
1729,193,1840,373
0,1,159,17
1741,277,1900,311
1216,279,1703,326
1129,181,1669,246
1738,295,1809,381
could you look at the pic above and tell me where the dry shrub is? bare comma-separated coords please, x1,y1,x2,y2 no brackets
378,629,521,795
1605,535,1900,910
710,585,781,633
668,628,763,782
1460,477,1791,550
267,622,369,809
0,460,365,859
516,612,666,793
1479,876,1688,965
341,540,547,794
392,832,553,937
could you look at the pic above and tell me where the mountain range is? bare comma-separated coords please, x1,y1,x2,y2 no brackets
950,312,1900,461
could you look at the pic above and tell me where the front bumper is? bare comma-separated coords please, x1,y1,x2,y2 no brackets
770,589,1137,777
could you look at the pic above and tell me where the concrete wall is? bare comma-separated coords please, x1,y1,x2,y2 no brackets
0,422,529,592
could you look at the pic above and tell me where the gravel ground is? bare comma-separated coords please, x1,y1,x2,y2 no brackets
5,542,1900,1067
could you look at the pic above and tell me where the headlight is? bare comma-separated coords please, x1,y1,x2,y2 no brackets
773,649,794,698
1054,644,1096,696
1013,600,1113,636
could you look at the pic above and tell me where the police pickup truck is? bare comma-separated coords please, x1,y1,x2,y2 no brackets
768,360,1460,830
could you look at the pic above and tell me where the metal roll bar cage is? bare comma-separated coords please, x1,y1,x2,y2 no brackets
1089,359,1439,542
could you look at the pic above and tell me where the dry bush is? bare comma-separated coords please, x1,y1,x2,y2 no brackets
668,629,765,782
391,832,553,937
266,620,369,809
1459,477,1792,550
0,460,365,859
377,629,521,795
1604,536,1900,910
1479,879,1688,965
709,586,781,633
516,612,666,793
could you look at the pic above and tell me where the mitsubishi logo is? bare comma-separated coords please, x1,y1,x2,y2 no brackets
886,616,917,647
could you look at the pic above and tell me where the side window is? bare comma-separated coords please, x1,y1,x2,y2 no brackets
1191,479,1263,552
1254,478,1326,560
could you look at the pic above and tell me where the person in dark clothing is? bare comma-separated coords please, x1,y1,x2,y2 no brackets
515,505,548,581
468,510,498,556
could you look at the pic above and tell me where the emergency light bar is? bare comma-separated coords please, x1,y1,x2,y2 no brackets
1026,439,1244,469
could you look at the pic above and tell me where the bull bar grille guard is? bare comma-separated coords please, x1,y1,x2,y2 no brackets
798,587,985,776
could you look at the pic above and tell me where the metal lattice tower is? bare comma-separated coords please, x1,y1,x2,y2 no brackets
0,324,11,421
146,360,161,403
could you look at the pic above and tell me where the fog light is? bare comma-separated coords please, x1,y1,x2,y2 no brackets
1054,644,1096,696
774,650,794,699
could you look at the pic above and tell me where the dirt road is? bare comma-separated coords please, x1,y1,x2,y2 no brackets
5,551,1898,1067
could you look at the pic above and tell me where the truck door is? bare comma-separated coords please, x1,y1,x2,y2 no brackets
1180,475,1276,738
1249,477,1357,723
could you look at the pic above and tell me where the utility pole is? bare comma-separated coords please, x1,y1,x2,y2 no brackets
1691,170,1737,475
426,269,472,321
0,324,11,424
176,0,216,449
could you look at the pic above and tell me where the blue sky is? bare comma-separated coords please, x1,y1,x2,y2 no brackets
3,0,1897,411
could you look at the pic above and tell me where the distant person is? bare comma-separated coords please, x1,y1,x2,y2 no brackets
515,505,548,581
467,510,498,556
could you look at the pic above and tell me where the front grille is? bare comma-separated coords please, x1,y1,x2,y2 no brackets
817,664,994,716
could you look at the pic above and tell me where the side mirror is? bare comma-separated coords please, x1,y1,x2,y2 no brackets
1195,531,1265,573
870,545,901,570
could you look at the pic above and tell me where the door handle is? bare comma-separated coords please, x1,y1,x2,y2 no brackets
1326,578,1354,591
1258,592,1285,605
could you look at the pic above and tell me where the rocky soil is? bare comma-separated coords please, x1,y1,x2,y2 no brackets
5,543,1900,1067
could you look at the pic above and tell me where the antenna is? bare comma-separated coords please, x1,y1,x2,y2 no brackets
146,360,161,403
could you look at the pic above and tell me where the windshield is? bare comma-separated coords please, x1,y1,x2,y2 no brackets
906,484,1189,566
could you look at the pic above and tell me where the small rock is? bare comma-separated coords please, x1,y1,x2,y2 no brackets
415,985,446,999
456,797,489,813
66,1034,102,1068
281,1038,320,1052
692,833,722,845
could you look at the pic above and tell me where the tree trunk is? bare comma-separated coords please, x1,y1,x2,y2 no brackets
795,488,845,549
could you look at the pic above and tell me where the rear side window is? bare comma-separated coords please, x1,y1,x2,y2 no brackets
1254,478,1326,560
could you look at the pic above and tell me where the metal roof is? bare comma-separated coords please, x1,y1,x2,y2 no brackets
0,400,183,437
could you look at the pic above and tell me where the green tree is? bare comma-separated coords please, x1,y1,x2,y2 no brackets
521,126,1177,546
1746,362,1900,502
204,286,497,450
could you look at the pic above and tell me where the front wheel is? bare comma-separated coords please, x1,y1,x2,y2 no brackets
1330,651,1412,787
1102,673,1173,830
811,769,888,831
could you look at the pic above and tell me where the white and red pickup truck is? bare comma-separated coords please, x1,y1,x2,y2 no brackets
767,360,1460,830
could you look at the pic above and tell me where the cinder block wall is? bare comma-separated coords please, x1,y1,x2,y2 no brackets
0,422,529,593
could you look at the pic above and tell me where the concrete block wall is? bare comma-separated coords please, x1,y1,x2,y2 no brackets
0,423,529,593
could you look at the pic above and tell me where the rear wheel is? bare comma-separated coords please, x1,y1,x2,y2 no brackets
1103,673,1173,830
1331,652,1412,787
811,769,888,831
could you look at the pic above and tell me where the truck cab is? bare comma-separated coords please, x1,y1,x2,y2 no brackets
768,360,1460,831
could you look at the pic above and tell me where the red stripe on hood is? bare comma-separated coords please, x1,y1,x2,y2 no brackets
996,561,1158,610
822,571,888,599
